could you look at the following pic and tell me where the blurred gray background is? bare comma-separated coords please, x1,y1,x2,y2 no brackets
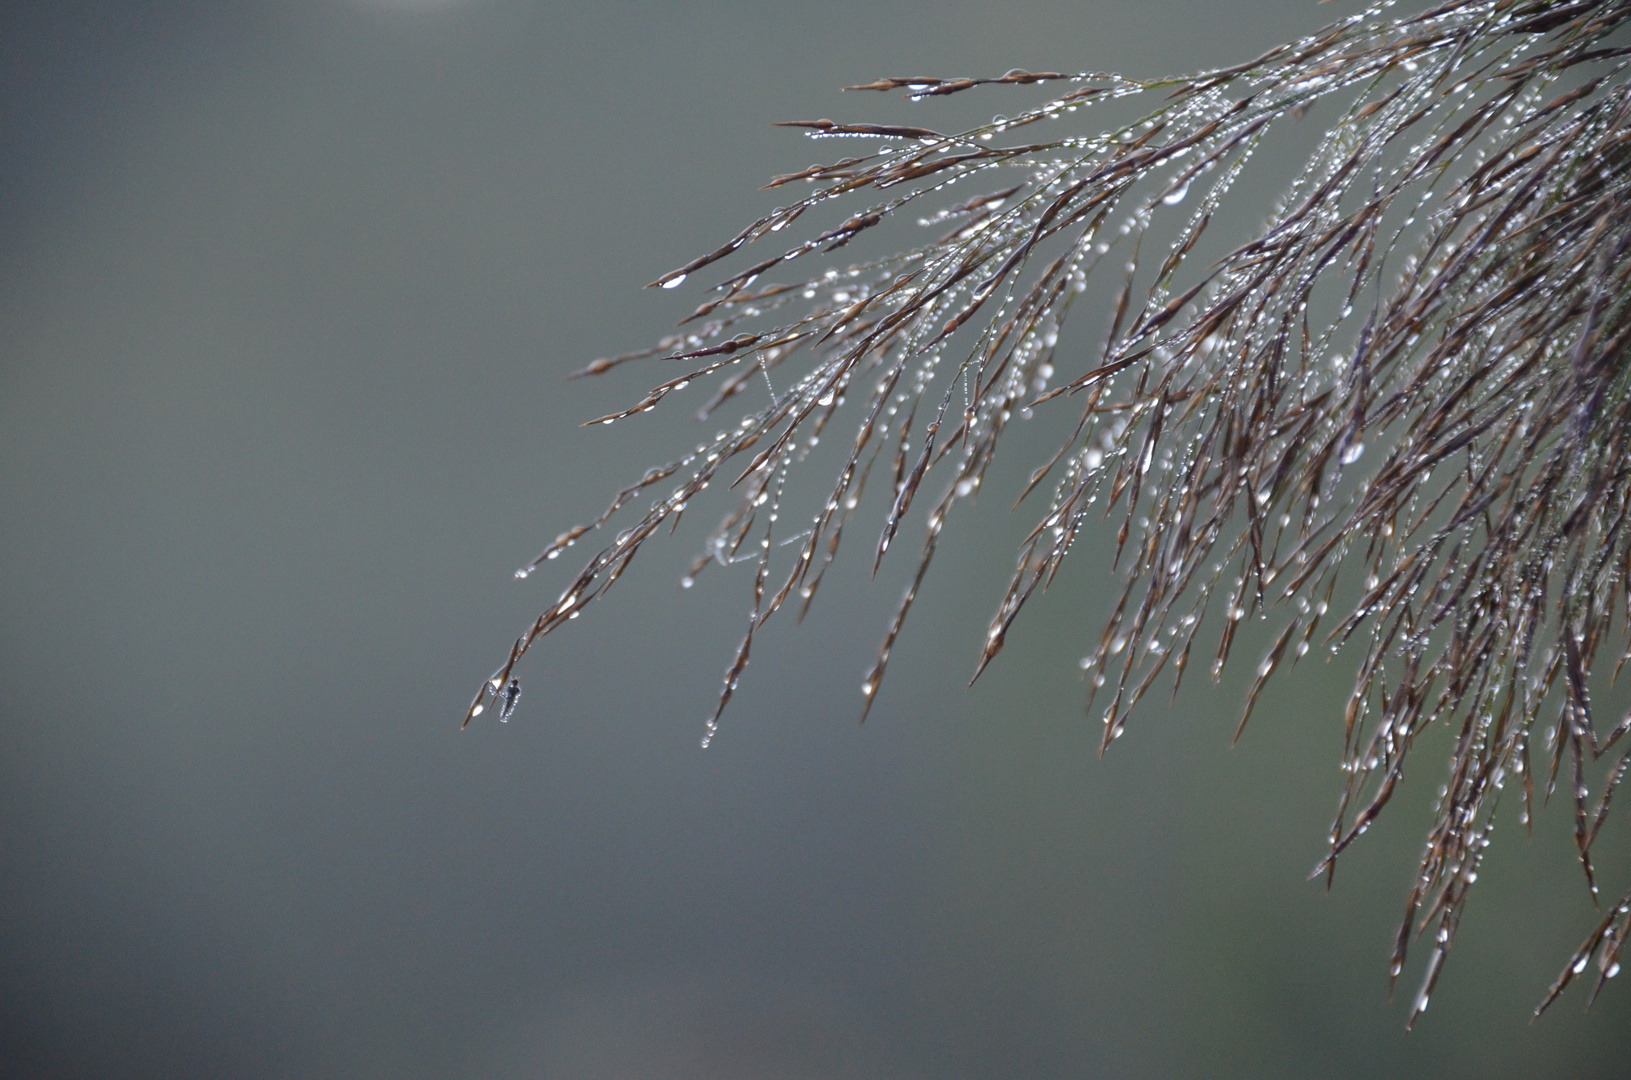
3,1,1629,1076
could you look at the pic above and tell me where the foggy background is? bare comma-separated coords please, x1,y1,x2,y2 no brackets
3,1,1629,1076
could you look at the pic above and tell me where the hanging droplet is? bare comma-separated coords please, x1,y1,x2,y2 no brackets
497,679,522,722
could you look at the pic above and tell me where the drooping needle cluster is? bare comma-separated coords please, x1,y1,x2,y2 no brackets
470,0,1631,1023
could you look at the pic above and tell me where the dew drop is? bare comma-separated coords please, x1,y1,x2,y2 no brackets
1340,441,1365,465
662,274,687,289
1161,181,1190,206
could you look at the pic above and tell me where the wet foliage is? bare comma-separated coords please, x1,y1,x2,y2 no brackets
469,0,1631,1025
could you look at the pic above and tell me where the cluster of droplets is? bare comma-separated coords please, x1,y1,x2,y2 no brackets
475,1,1631,1018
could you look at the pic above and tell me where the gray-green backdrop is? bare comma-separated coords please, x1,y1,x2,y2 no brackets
4,1,1628,1076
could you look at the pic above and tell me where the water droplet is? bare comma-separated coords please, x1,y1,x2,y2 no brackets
662,274,687,289
1340,441,1365,465
681,576,695,589
1161,181,1190,206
